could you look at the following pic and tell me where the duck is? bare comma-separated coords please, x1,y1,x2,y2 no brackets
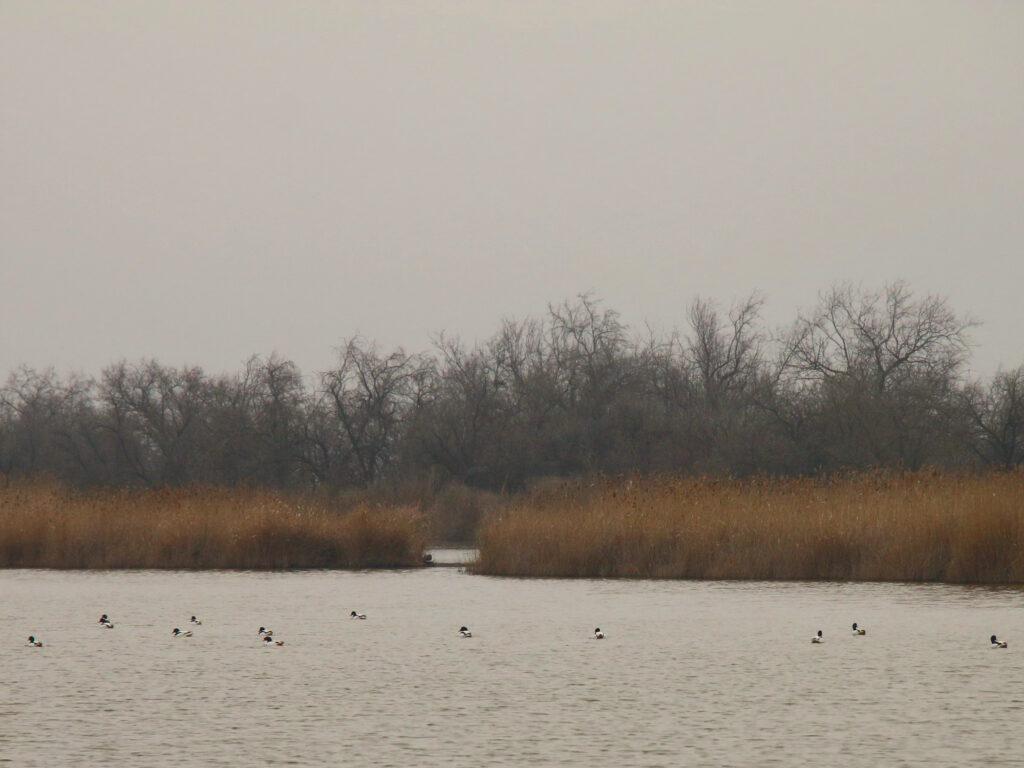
459,626,473,638
811,630,824,644
852,623,866,636
991,634,1008,649
350,611,367,620
98,614,114,629
190,615,202,625
27,635,43,647
263,635,285,647
172,628,193,638
593,628,605,640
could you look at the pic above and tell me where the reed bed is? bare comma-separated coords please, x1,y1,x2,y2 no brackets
476,472,1024,583
0,483,425,569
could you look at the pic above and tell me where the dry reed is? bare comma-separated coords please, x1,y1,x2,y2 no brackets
0,482,425,569
476,472,1024,583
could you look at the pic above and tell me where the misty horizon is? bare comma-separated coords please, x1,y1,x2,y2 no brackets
0,282,1014,383
2,1,1022,381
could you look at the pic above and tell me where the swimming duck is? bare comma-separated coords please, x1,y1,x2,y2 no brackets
852,623,866,636
190,616,202,625
350,611,367,620
991,635,1008,648
98,614,114,629
263,635,285,646
593,628,605,640
172,628,193,638
27,635,42,647
459,626,473,638
811,630,824,644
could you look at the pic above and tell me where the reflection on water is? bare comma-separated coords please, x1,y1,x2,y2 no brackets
2,568,1023,767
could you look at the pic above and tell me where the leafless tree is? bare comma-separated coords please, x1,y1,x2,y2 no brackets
0,284,1015,491
783,282,974,391
687,292,764,408
320,338,431,484
98,361,210,484
0,367,93,477
962,367,1024,468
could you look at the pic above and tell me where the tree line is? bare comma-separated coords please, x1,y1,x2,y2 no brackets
2,282,1022,491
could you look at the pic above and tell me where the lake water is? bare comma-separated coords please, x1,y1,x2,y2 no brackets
3,564,1023,767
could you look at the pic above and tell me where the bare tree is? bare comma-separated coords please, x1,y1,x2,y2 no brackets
778,283,975,468
0,283,1009,490
320,338,430,484
0,367,94,478
98,361,210,485
784,282,974,391
544,295,637,470
687,292,764,408
962,366,1024,468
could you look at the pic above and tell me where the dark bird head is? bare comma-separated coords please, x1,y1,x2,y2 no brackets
991,635,998,644
28,636,35,643
852,623,858,630
817,630,823,637
460,626,469,632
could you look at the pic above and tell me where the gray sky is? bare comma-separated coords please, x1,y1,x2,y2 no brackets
2,1,1022,380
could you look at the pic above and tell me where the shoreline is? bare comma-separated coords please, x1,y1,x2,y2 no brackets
3,563,1024,588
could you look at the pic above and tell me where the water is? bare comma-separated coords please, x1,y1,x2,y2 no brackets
3,565,1023,767
426,547,479,565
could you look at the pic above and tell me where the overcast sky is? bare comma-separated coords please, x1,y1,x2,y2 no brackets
2,1,1022,380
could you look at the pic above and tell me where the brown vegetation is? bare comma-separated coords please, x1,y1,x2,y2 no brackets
0,482,425,569
476,472,1024,583
329,480,500,544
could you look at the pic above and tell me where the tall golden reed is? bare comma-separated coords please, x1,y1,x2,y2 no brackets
0,482,425,569
476,472,1024,583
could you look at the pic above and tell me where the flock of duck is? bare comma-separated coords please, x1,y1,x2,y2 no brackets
22,616,1011,649
25,612,366,648
810,623,1009,648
